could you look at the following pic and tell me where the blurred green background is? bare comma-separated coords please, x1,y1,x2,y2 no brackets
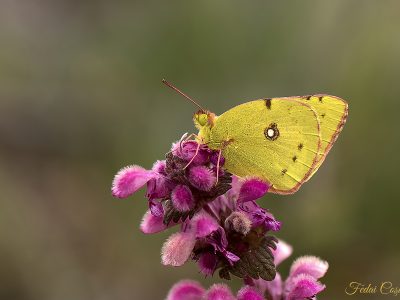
1,1,399,299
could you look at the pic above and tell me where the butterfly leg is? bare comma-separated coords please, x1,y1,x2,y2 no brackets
180,132,200,151
178,132,189,152
184,133,197,141
214,138,233,185
215,148,222,185
183,140,201,170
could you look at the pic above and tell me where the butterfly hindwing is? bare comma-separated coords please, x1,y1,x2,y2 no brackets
208,98,322,194
290,94,348,179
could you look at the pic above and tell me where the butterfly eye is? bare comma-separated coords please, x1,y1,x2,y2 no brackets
197,114,208,126
264,123,279,141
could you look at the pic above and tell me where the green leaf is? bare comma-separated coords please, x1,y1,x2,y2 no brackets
219,235,278,281
163,200,199,225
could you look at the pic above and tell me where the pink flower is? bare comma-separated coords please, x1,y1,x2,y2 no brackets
252,239,328,300
112,140,280,280
112,140,232,224
158,176,280,280
113,137,330,299
166,240,329,300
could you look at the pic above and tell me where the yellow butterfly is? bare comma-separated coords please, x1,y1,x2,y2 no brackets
163,80,348,195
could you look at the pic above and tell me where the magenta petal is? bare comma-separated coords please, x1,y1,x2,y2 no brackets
285,274,325,300
256,273,283,300
171,185,195,212
210,151,225,167
152,160,167,174
230,175,242,193
188,165,216,191
273,239,293,266
253,274,283,300
149,199,164,217
237,178,269,203
240,201,281,232
208,195,235,216
198,252,218,276
147,175,171,200
289,256,329,280
206,284,236,300
161,232,196,266
224,250,240,265
140,210,172,234
112,165,155,198
265,217,281,232
192,213,219,238
225,175,241,202
206,227,240,265
166,280,205,300
237,286,264,300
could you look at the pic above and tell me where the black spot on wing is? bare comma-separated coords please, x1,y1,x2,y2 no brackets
264,123,279,141
298,143,303,150
318,96,323,103
265,98,272,110
292,156,297,162
281,169,287,175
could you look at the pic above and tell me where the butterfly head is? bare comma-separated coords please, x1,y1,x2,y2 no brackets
193,110,216,142
193,110,215,128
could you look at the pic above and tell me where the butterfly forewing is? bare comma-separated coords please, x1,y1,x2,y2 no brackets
208,99,322,194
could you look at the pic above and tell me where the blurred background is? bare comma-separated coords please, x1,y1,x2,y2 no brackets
1,1,399,299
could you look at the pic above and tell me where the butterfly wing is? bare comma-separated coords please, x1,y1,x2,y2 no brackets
294,94,348,179
208,98,322,194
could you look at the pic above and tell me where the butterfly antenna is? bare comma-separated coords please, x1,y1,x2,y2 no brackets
162,79,205,112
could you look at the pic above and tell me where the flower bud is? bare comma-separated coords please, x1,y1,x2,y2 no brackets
237,286,264,300
224,211,252,235
289,256,329,279
206,284,235,300
188,165,216,191
285,274,325,300
166,280,205,300
161,232,196,266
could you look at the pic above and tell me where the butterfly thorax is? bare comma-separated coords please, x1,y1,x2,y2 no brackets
193,110,217,144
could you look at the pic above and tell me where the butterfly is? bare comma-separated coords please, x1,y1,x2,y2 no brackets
163,80,348,195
